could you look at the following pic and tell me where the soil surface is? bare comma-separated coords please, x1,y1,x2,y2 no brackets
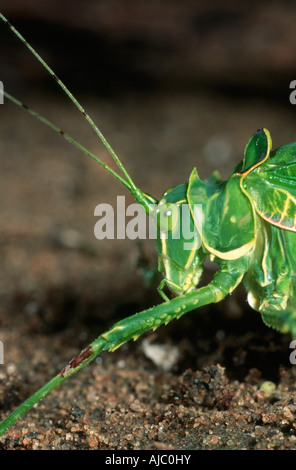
1,90,296,451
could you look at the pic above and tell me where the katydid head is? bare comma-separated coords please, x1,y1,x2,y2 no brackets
1,13,206,300
153,183,205,297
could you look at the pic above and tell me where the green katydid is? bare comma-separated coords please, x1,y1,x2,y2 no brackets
1,13,296,437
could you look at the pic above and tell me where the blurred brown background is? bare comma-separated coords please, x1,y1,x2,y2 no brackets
1,0,296,450
2,0,296,99
1,0,296,179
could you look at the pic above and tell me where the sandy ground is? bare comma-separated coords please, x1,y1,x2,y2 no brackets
1,91,296,450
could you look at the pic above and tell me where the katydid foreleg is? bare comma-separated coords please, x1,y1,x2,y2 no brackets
0,262,245,437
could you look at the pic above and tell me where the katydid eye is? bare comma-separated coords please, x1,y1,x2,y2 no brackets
155,203,179,232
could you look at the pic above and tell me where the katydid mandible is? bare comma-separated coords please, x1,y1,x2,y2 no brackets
1,13,296,437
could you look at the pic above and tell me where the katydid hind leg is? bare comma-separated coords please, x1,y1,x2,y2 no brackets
259,274,296,338
247,226,296,337
260,304,296,338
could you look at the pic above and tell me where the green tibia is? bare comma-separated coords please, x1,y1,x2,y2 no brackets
0,258,247,437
